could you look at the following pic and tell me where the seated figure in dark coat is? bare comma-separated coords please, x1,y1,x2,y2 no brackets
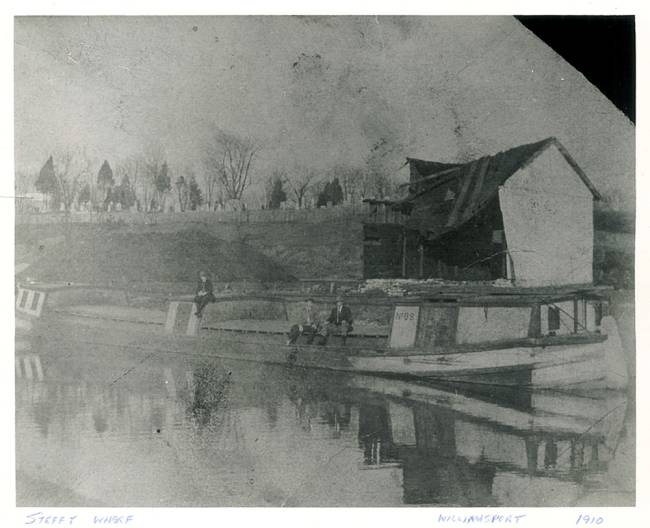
326,295,353,343
194,271,216,317
287,298,322,345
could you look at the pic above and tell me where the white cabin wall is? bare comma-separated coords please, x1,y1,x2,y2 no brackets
498,145,594,287
456,306,530,344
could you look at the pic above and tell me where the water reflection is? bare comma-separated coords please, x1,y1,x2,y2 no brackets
15,341,633,507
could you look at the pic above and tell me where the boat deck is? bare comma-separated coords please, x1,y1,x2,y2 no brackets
56,305,390,338
57,305,167,325
204,318,389,337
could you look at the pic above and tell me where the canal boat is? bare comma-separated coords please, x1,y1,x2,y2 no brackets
14,138,629,390
16,281,628,390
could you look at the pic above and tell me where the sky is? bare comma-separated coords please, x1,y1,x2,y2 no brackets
14,16,635,209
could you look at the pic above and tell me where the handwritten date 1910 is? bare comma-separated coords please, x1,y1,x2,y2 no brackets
576,514,604,525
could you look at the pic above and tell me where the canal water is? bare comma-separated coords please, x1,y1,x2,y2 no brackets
15,333,635,507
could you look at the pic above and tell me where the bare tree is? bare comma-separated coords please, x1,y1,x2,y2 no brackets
15,170,35,196
52,149,93,211
204,128,259,202
286,167,319,209
175,175,189,212
199,165,219,211
142,142,167,211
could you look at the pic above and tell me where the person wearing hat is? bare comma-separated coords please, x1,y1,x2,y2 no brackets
326,295,353,343
287,298,322,345
194,270,216,317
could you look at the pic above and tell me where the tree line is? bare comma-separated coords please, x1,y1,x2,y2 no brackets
20,127,400,213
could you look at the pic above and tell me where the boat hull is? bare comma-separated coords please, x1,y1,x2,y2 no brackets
27,308,625,389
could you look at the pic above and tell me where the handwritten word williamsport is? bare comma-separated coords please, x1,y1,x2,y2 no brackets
24,513,135,525
437,513,527,525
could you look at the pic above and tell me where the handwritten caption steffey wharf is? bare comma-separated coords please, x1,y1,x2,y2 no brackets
24,513,134,525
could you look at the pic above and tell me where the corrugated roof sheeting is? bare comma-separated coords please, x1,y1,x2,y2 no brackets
397,137,600,239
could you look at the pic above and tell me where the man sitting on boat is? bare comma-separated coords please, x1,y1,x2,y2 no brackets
194,271,216,318
326,295,353,343
287,298,322,345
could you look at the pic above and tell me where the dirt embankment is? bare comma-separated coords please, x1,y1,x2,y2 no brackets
16,216,364,286
15,224,296,287
15,210,632,289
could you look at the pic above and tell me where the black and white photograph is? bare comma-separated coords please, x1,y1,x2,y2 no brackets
10,9,640,517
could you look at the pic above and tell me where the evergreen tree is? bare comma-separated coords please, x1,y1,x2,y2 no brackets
329,177,344,205
317,181,332,207
269,177,287,209
155,162,172,194
97,160,114,200
188,176,203,210
97,160,115,209
35,156,60,210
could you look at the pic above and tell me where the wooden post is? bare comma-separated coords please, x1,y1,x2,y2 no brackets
418,244,424,279
525,437,539,475
528,304,542,338
505,251,513,281
401,229,407,278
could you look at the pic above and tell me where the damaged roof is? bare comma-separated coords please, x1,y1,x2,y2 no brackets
396,137,600,239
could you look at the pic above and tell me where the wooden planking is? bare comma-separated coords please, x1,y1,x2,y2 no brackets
415,305,459,351
460,156,491,224
16,288,27,309
16,288,47,317
174,302,193,335
164,302,180,333
445,160,477,228
34,291,46,316
186,305,201,336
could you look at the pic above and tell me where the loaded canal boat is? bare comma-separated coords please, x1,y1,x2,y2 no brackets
16,282,628,390
15,138,630,389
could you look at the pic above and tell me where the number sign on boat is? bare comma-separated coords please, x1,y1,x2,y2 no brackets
390,306,420,348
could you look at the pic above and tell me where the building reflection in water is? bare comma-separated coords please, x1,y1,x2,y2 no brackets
15,347,631,507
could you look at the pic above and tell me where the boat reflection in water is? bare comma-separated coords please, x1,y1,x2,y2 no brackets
15,339,632,507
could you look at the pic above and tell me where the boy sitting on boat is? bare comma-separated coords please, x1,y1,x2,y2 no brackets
287,298,322,344
194,271,216,318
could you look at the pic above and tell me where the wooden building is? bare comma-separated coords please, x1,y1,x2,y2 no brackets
363,137,601,287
